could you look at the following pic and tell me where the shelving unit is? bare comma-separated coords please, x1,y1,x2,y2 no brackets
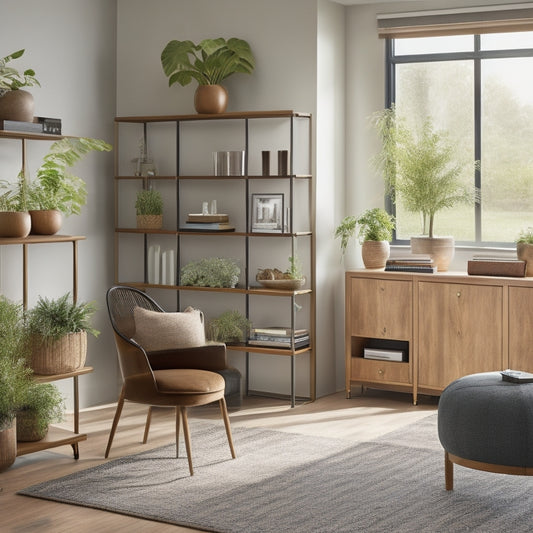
0,130,92,459
114,110,315,407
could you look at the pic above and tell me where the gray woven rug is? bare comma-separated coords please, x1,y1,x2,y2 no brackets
18,414,533,532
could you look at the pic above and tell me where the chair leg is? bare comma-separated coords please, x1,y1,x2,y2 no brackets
445,451,454,491
179,406,194,475
105,387,125,458
219,397,236,459
142,406,153,444
175,407,181,458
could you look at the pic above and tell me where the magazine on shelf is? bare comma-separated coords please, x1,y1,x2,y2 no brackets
251,327,308,337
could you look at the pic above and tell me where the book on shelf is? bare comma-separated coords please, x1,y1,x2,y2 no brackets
0,119,43,134
251,327,308,337
249,333,309,343
385,264,437,273
386,254,433,265
179,222,235,232
186,213,229,223
34,116,62,135
247,336,310,349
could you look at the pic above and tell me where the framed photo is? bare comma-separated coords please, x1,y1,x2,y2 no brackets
251,193,284,233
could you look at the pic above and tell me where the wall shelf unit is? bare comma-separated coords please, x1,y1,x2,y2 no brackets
0,130,92,460
114,110,315,407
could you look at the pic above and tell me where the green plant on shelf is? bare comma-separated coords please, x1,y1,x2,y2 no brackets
180,257,240,288
135,188,163,216
207,310,252,344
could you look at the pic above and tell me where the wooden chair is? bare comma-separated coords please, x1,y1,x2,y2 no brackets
105,285,236,475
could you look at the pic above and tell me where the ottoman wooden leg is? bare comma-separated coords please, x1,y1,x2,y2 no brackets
445,451,454,491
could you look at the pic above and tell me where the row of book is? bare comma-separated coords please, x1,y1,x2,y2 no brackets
0,117,62,135
179,213,235,232
384,255,437,273
247,327,310,349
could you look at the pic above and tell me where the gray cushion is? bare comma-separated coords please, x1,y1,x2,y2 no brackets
438,372,533,467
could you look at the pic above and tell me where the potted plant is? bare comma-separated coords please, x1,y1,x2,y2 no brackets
0,49,40,122
16,382,64,442
26,293,99,375
516,227,533,276
181,257,240,288
0,172,31,238
161,38,255,114
335,208,395,269
372,106,472,271
27,137,112,234
0,296,33,472
135,188,163,229
207,310,252,344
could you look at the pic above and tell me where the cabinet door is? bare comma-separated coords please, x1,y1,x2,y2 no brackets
349,277,412,340
418,282,503,390
509,286,533,372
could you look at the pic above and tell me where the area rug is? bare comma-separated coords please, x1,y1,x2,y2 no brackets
18,414,533,532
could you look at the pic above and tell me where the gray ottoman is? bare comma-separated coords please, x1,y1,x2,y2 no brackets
438,371,533,490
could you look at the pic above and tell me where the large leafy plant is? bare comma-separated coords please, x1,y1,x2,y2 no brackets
28,137,112,216
372,106,472,238
0,49,40,96
161,38,255,87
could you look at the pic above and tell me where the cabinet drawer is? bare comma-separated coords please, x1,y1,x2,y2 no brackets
349,277,412,340
351,357,410,384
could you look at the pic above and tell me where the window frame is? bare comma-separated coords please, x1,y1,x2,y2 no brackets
385,35,533,247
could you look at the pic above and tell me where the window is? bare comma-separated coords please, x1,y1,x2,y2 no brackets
386,32,533,245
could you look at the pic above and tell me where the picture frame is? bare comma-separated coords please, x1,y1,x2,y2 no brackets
251,193,284,233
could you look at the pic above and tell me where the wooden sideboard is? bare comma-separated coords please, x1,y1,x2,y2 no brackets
345,269,533,404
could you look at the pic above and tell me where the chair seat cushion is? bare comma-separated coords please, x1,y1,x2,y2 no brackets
133,306,205,351
153,368,225,395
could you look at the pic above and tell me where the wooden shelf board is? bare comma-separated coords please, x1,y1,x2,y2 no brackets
16,426,87,456
0,235,86,245
115,110,311,123
0,130,65,141
33,366,94,383
227,344,312,356
115,174,312,180
115,228,311,238
118,281,312,296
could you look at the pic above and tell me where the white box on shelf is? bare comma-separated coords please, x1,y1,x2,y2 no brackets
363,348,404,362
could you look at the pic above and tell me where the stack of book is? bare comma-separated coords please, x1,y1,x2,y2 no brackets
385,255,437,273
467,255,526,277
180,213,235,232
248,327,310,349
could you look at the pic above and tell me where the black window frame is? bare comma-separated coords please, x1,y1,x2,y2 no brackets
385,35,533,247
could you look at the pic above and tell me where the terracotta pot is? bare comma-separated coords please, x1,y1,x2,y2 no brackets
0,211,31,238
361,240,390,269
29,209,63,235
517,242,533,276
0,89,35,122
137,214,163,230
410,235,455,272
194,85,228,114
0,420,17,473
16,410,48,442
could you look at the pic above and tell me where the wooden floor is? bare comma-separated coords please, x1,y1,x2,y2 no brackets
1,389,438,533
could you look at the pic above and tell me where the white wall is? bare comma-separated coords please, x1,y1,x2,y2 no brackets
1,0,117,409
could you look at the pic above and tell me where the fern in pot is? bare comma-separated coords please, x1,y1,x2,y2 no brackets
16,382,65,442
135,188,163,230
207,310,252,344
26,293,99,375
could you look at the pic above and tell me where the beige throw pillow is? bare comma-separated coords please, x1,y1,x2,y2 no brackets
132,306,205,351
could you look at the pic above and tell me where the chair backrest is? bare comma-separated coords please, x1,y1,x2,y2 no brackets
106,285,164,341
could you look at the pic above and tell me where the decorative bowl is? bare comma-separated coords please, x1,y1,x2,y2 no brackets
256,277,305,290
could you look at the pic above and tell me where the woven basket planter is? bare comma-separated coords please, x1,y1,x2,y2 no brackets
29,331,87,375
137,215,162,230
